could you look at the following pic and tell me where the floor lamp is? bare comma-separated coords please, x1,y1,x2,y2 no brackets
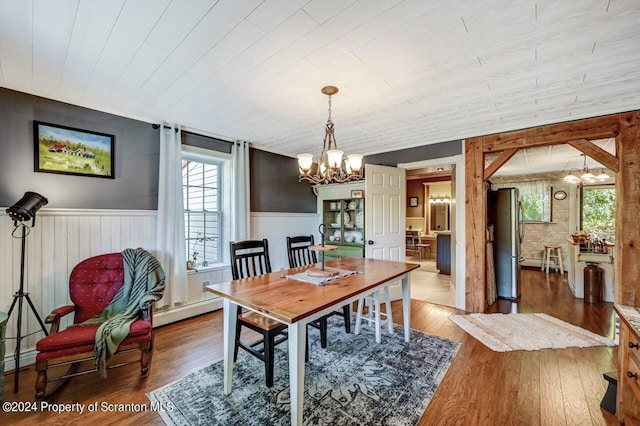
5,191,48,393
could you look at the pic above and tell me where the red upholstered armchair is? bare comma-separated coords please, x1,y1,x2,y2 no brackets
35,252,160,399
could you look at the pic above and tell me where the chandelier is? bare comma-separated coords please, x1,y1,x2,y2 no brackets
297,86,364,185
563,153,610,184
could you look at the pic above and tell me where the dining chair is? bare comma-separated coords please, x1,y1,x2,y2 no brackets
406,230,431,260
230,239,288,387
286,235,352,349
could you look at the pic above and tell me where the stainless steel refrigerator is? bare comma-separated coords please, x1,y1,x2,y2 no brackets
488,188,525,300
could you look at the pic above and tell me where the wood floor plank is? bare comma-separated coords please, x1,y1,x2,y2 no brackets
516,350,541,425
557,348,593,424
539,348,569,425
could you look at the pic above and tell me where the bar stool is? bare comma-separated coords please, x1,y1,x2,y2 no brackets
354,286,394,343
541,245,564,274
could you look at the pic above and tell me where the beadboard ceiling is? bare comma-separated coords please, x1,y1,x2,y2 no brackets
1,0,638,174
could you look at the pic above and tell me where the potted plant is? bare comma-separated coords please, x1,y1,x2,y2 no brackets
188,232,215,270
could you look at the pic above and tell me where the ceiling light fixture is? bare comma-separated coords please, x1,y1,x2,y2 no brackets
297,86,364,185
595,168,611,181
429,195,450,204
563,153,609,184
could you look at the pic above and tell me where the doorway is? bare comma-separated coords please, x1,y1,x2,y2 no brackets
399,152,466,310
480,139,617,310
406,174,453,307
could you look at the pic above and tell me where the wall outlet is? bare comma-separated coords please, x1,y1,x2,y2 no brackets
202,281,210,292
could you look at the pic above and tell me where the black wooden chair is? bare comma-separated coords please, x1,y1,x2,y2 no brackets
230,239,288,387
286,235,352,349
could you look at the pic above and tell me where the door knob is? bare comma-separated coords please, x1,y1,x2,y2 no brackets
367,240,374,245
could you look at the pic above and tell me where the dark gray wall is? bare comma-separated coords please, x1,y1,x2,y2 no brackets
250,149,317,213
0,87,159,209
364,140,462,166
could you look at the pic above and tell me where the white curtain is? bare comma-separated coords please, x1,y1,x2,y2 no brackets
231,141,251,241
492,179,550,195
155,123,188,309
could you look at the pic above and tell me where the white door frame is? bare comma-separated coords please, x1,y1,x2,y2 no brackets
398,148,466,310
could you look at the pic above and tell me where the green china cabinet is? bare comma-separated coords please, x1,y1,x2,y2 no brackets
315,183,365,260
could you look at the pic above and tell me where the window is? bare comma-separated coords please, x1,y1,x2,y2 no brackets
493,180,552,223
520,189,552,223
581,185,615,241
183,157,223,266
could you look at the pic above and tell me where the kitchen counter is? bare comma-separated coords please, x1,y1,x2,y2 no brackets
566,238,615,302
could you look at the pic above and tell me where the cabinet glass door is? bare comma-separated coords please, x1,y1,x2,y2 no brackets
344,198,364,245
323,200,342,243
321,197,365,259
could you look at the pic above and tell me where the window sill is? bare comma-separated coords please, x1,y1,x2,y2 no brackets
187,263,229,275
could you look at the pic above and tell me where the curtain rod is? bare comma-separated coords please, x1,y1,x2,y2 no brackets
151,123,178,132
151,123,236,145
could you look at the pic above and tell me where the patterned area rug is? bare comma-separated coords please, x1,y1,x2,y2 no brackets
449,312,616,352
147,320,460,425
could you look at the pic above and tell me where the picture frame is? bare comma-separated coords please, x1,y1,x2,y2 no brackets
34,121,115,179
351,189,364,199
409,196,419,207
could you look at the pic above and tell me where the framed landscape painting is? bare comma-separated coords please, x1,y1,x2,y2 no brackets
34,121,115,179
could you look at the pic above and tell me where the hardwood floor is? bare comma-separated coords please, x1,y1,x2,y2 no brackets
410,259,455,308
2,268,618,425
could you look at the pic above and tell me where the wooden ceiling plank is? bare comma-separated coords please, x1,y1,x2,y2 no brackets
566,139,619,173
484,148,519,180
32,0,77,92
481,114,621,152
0,0,33,88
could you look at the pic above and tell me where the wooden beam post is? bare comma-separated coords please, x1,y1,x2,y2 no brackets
615,111,640,306
465,138,487,312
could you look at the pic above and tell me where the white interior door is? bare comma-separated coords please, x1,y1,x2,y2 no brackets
365,164,406,300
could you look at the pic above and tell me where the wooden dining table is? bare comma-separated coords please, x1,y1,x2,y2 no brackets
205,257,419,426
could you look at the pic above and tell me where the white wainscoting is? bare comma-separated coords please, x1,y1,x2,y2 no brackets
250,212,320,271
0,208,158,370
